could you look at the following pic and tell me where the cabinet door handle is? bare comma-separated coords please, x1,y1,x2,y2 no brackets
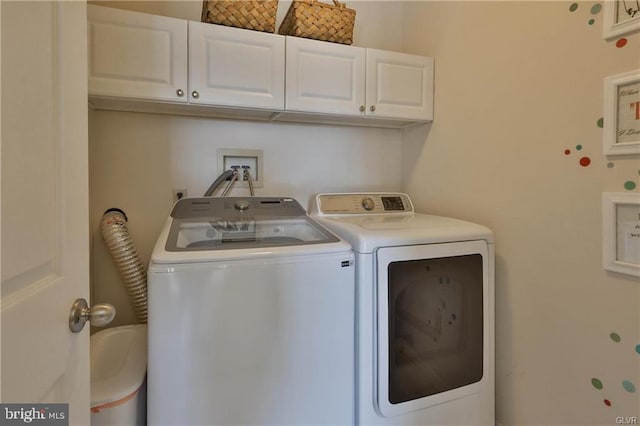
176,89,184,97
359,105,365,112
369,105,376,112
192,90,200,99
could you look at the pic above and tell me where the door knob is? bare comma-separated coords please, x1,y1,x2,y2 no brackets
68,298,116,333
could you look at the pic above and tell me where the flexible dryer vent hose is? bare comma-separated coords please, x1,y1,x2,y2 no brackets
100,208,148,324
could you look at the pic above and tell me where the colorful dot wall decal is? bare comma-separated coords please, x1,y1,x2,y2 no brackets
564,149,571,155
624,181,637,190
597,118,604,128
616,38,628,48
576,144,583,150
590,3,602,14
592,378,604,389
579,157,591,167
636,344,640,354
607,162,615,168
610,332,621,342
588,19,595,25
569,3,579,12
622,380,636,393
604,399,612,406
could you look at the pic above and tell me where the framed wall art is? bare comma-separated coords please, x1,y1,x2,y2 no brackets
603,192,640,277
603,0,640,40
603,69,640,156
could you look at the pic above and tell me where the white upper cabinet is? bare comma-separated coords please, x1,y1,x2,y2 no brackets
87,6,434,127
87,5,188,103
285,37,433,122
285,36,365,116
366,49,434,121
189,22,285,110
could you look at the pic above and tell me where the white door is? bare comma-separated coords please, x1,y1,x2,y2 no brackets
189,21,285,109
285,36,365,116
87,5,188,103
365,49,434,121
1,2,90,424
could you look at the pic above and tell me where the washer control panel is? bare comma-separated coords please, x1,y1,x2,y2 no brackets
316,193,414,215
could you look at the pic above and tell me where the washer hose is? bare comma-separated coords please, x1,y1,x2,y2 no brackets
100,208,147,324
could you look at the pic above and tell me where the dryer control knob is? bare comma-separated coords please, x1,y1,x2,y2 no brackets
361,197,375,211
234,200,250,211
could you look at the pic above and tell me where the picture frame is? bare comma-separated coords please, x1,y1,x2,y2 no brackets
603,0,640,40
603,69,640,156
603,192,640,277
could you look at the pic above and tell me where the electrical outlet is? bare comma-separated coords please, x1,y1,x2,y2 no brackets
217,149,263,188
173,188,187,202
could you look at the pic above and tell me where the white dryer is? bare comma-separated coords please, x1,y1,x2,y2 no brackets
147,197,355,426
314,193,494,426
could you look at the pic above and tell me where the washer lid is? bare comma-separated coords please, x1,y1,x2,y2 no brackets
165,197,339,252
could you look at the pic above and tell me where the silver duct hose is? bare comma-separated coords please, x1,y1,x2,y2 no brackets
100,208,148,324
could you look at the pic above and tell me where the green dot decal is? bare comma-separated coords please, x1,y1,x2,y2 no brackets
607,162,615,168
636,344,640,354
569,3,579,12
624,181,637,190
622,380,636,393
576,145,583,150
610,332,621,342
591,4,602,14
588,18,595,25
592,378,603,389
597,117,604,128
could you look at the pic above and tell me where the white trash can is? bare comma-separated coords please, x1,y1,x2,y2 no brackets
91,324,147,426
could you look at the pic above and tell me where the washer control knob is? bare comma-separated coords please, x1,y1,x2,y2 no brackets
361,197,375,211
234,200,250,211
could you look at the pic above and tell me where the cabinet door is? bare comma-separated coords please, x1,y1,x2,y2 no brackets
189,22,285,110
366,49,433,121
285,37,365,116
88,5,188,102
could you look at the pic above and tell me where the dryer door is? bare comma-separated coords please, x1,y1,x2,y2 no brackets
375,240,490,417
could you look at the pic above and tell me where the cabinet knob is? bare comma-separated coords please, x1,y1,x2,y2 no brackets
369,105,376,112
359,105,365,112
176,89,184,97
192,90,200,99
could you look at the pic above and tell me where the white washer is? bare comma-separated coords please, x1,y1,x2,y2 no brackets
313,193,495,426
148,197,355,426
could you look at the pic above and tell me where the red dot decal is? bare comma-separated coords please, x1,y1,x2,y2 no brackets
564,149,571,155
580,157,591,167
604,399,612,406
616,38,627,48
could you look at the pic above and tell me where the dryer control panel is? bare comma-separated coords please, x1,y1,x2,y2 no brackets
316,193,414,215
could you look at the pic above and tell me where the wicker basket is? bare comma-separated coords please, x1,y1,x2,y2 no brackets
201,0,279,33
278,0,355,45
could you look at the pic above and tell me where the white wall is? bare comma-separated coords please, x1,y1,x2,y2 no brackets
401,2,640,425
